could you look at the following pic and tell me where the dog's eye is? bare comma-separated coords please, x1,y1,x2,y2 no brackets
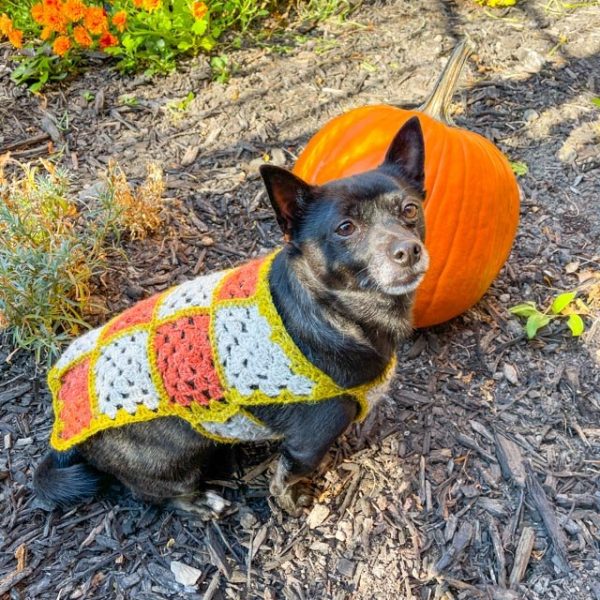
402,203,419,220
335,220,356,237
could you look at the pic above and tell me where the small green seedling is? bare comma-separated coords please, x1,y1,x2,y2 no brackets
510,290,587,339
592,97,600,108
82,91,95,102
210,55,231,84
120,95,139,107
510,161,529,176
166,92,195,113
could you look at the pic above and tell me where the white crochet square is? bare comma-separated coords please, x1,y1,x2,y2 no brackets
94,330,160,419
157,270,226,319
54,326,102,371
202,413,275,442
214,305,314,398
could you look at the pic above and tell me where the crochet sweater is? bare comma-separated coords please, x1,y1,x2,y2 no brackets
49,252,396,450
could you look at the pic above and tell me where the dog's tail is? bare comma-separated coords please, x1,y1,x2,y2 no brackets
33,448,105,507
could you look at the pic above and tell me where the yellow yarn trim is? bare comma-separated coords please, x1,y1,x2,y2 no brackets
49,252,396,450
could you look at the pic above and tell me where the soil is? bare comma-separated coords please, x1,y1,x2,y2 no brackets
1,1,599,599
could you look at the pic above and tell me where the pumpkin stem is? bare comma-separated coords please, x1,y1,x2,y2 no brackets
419,39,472,125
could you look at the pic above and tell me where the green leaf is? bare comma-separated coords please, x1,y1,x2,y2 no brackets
526,313,551,339
510,161,529,176
192,19,208,36
592,97,600,108
567,314,584,336
551,291,576,314
509,302,539,318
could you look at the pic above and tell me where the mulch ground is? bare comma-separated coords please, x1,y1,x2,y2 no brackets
1,1,599,598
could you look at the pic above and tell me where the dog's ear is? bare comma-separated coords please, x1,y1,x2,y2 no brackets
382,116,425,193
260,165,313,240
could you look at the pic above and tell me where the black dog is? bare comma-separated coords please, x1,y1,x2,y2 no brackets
34,116,429,516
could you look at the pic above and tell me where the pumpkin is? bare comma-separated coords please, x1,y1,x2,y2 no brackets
293,41,520,328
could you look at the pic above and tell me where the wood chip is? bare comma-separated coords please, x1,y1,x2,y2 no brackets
307,504,330,530
336,558,356,578
494,433,526,488
503,364,519,385
456,433,497,463
479,498,508,518
206,526,232,579
508,527,535,589
433,521,473,573
170,561,202,586
181,145,201,166
525,463,571,574
488,520,506,588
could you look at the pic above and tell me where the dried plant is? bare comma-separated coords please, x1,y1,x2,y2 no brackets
0,157,165,363
104,161,164,240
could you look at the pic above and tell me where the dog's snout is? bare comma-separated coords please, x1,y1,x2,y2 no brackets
388,239,422,267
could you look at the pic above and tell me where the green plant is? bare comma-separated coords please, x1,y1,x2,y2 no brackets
166,91,195,112
294,0,351,20
510,161,529,176
509,290,588,339
210,54,231,83
103,0,216,75
2,1,355,91
0,158,164,363
120,94,139,106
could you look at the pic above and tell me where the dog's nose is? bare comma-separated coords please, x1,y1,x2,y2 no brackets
389,239,422,267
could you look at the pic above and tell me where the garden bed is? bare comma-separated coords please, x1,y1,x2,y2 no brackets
1,1,599,598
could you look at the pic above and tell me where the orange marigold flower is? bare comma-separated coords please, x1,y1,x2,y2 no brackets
73,24,92,47
43,0,62,8
111,10,127,32
40,26,53,40
44,9,68,34
142,0,161,12
0,14,13,36
52,35,71,56
63,0,86,22
133,0,143,7
8,28,23,48
31,3,45,24
84,6,108,34
99,31,118,48
191,1,208,20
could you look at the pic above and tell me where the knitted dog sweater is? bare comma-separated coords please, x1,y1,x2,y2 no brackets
49,252,396,450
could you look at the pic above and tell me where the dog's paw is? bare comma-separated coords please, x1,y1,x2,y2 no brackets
272,482,313,517
172,490,231,520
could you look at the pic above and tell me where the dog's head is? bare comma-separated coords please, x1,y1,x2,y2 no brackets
260,116,429,298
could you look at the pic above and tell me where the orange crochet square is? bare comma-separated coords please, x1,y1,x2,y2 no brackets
216,256,265,301
154,315,223,407
101,293,161,340
57,359,93,442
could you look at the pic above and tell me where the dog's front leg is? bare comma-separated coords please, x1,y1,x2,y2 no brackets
253,395,357,516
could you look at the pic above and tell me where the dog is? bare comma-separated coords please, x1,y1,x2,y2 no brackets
33,116,429,517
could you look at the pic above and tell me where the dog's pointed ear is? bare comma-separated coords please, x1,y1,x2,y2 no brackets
260,165,313,240
382,116,425,192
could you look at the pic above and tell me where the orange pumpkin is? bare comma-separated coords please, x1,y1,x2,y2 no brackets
293,42,520,328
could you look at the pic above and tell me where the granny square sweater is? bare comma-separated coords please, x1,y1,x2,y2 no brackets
49,252,396,450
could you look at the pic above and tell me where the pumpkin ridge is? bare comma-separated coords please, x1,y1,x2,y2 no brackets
478,134,504,297
463,132,489,301
417,123,453,320
428,129,470,317
487,137,518,287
